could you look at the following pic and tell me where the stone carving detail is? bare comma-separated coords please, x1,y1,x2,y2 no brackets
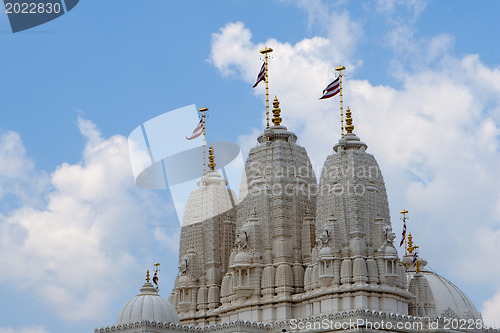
441,307,458,319
462,309,474,319
319,226,331,244
235,230,248,249
250,207,257,217
384,225,396,245
178,255,188,275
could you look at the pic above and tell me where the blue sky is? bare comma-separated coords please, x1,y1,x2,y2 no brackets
1,1,500,332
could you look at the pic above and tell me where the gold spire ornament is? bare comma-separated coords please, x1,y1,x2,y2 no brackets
208,144,216,171
272,96,282,126
199,107,208,176
345,106,354,133
260,47,273,128
146,269,151,283
335,66,346,137
407,233,419,254
407,235,420,273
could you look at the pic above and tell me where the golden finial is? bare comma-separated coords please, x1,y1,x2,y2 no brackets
407,233,414,253
272,96,282,126
400,209,409,217
146,269,151,283
407,232,420,272
208,144,216,171
345,106,354,133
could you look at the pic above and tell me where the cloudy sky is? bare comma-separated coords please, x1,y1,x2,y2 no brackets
1,1,500,332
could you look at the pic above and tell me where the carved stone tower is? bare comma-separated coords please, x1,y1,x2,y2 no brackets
218,98,317,322
170,148,237,325
307,107,413,314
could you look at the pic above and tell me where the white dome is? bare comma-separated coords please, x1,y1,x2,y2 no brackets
116,281,180,325
232,251,252,266
413,270,481,319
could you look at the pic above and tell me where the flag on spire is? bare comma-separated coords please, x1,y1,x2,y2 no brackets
186,119,203,140
152,271,158,287
253,62,266,88
413,251,418,266
320,77,340,99
400,220,406,247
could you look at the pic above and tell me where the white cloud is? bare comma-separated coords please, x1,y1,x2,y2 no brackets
0,117,174,321
209,0,500,317
373,0,427,21
0,327,49,333
0,130,49,209
482,289,500,326
154,227,180,256
292,0,362,63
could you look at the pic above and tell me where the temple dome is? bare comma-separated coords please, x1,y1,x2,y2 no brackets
409,269,481,319
116,280,180,325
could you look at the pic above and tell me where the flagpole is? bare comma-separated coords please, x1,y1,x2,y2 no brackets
260,47,273,129
401,209,408,256
199,107,208,176
335,66,346,138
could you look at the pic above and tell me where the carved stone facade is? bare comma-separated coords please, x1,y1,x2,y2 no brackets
166,115,485,332
169,170,237,325
96,113,495,332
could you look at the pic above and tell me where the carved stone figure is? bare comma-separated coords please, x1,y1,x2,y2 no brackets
235,230,248,249
384,225,396,244
319,226,330,244
179,255,188,274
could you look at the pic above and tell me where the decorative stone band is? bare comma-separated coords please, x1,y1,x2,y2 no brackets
95,319,274,333
95,310,500,333
333,133,367,152
257,126,297,144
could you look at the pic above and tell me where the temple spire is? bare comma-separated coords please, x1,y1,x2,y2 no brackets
260,47,273,128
